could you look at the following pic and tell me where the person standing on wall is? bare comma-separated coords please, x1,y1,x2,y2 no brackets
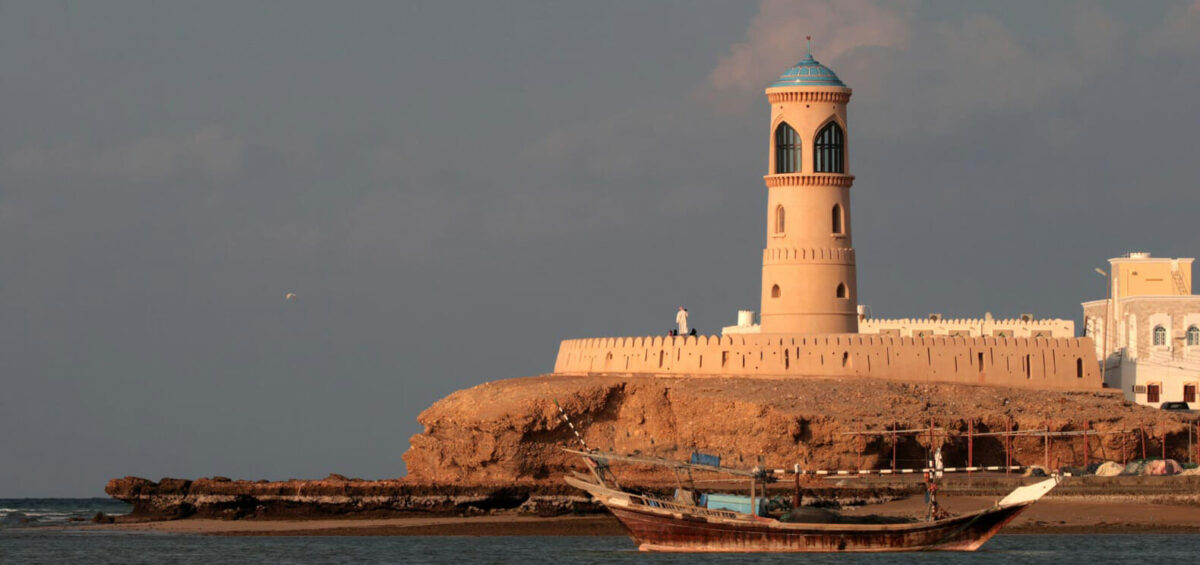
676,307,689,335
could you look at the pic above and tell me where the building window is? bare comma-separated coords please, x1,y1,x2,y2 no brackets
832,203,843,234
1188,325,1200,346
774,122,800,174
1147,383,1160,404
775,205,785,233
814,121,845,173
836,282,848,298
771,284,781,298
1153,325,1167,346
1185,384,1197,404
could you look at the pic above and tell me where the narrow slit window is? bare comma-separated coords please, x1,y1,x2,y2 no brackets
771,284,781,298
832,203,843,234
775,205,785,233
836,283,847,298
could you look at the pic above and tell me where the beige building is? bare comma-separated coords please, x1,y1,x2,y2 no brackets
1082,253,1200,407
553,47,1102,392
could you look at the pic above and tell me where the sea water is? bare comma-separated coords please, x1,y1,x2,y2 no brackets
4,500,1200,564
5,531,1200,564
0,498,131,528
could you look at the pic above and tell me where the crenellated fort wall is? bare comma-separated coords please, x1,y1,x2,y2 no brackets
554,334,1101,390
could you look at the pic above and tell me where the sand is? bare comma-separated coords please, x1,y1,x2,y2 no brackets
77,496,1200,536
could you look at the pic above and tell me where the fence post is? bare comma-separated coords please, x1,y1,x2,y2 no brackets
1083,421,1089,468
891,422,897,472
1043,421,1050,470
967,419,974,477
1121,429,1127,465
1140,425,1147,460
1005,419,1012,475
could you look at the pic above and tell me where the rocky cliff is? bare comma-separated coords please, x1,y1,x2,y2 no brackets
404,374,1194,484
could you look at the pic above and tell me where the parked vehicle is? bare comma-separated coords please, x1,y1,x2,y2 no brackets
1160,401,1194,412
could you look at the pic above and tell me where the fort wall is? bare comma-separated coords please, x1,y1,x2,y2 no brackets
554,334,1101,391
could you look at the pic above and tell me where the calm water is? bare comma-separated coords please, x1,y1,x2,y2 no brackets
4,532,1200,564
5,501,1199,563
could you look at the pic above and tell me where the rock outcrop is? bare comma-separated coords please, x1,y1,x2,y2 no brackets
104,474,596,520
108,374,1197,520
404,374,1195,484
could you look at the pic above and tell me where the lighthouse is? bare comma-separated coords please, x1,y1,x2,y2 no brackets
759,45,859,334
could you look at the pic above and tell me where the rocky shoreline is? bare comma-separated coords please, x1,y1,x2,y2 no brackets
103,475,601,521
105,374,1199,525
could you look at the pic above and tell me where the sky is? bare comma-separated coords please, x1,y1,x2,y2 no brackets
2,1,1199,496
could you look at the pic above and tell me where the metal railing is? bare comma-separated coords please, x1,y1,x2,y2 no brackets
628,492,741,519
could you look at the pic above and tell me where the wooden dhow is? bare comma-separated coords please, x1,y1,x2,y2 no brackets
564,449,1059,553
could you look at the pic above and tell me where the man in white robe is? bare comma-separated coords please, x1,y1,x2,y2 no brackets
676,307,689,335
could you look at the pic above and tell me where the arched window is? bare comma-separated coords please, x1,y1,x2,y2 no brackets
814,121,845,173
774,122,800,174
775,205,785,233
1187,325,1200,346
1153,325,1167,346
771,284,781,298
836,282,848,298
832,203,843,234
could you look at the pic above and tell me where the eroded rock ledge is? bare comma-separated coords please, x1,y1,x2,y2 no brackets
104,475,598,520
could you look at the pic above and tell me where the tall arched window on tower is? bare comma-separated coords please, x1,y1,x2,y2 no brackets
775,205,785,233
1153,325,1167,346
774,122,800,174
814,121,845,173
831,203,843,234
1187,325,1199,346
771,284,781,298
836,282,848,298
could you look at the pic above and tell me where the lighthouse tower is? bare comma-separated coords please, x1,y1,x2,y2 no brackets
759,46,858,334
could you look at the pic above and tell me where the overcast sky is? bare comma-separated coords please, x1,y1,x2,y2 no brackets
3,1,1199,496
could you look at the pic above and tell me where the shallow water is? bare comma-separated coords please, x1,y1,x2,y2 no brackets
0,498,130,528
3,532,1200,565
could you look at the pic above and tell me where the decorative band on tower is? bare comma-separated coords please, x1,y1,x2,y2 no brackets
759,49,859,334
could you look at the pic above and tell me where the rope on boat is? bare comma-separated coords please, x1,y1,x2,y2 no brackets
553,399,589,450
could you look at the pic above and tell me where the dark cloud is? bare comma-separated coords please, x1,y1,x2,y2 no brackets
1,1,1198,496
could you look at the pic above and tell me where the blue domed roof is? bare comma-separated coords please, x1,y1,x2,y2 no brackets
771,53,846,88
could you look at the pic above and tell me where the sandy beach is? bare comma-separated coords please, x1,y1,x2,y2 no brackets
79,495,1200,536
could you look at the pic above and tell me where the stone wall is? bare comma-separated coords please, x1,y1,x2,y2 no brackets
859,317,1074,339
554,334,1101,391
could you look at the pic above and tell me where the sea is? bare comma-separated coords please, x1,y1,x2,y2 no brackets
4,499,1200,564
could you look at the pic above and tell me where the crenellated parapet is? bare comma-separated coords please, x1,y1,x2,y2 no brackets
553,333,1101,391
864,317,1071,327
859,316,1075,340
763,247,855,265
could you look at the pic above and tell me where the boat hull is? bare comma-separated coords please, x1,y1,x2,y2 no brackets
607,501,1030,552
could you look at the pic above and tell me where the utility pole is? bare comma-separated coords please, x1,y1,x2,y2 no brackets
1094,268,1113,384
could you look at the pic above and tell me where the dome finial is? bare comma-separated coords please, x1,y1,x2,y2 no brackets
806,35,812,56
